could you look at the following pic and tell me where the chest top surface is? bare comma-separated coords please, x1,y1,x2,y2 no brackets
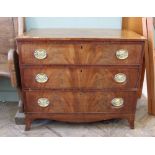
16,28,145,42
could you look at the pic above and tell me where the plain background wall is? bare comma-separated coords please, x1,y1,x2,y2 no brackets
0,17,123,102
26,17,122,30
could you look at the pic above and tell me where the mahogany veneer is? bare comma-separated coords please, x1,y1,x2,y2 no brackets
24,91,137,113
16,29,145,130
22,67,139,89
20,42,143,65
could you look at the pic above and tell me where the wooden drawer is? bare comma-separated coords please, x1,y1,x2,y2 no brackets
19,42,143,65
24,91,137,113
21,67,139,89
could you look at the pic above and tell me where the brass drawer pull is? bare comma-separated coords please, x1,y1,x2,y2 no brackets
116,49,128,60
114,73,126,83
111,98,124,107
38,98,50,107
34,49,47,60
35,73,48,83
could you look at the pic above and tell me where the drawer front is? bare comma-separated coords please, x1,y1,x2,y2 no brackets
19,42,143,65
24,91,137,113
22,67,139,89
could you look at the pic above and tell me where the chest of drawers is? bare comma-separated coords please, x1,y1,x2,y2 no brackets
16,29,145,130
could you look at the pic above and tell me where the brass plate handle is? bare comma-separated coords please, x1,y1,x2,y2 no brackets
116,49,128,60
35,73,48,83
38,98,50,107
114,73,126,83
34,49,47,60
111,98,124,107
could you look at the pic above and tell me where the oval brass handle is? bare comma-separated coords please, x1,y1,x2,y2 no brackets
35,73,48,83
111,98,124,107
116,49,128,60
38,98,50,107
34,49,47,60
114,73,126,83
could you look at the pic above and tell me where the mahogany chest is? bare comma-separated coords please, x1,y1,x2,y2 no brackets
16,29,145,130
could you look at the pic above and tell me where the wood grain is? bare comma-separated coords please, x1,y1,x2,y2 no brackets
122,17,147,99
16,28,145,130
22,66,140,89
24,90,137,113
145,18,155,114
19,42,144,65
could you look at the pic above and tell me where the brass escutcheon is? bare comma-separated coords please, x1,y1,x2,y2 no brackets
116,49,128,60
111,98,124,107
38,98,50,107
35,73,48,83
114,73,126,83
34,49,47,60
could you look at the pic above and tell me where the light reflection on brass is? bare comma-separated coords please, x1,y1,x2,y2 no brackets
114,73,126,83
35,73,48,83
111,98,124,107
34,49,47,60
116,49,128,60
38,98,50,107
